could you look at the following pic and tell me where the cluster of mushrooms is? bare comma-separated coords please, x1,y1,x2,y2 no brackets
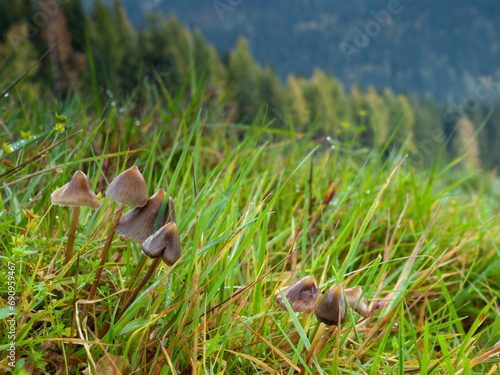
275,276,369,372
50,166,181,332
50,167,370,370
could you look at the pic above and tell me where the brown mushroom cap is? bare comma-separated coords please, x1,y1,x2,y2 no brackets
51,170,100,209
114,188,170,243
344,285,369,318
315,284,346,326
275,275,322,313
105,166,149,207
141,222,181,265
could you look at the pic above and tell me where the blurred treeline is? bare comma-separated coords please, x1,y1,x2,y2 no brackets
1,0,500,169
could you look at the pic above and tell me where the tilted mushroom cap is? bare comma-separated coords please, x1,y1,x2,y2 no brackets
51,170,100,210
315,284,346,326
142,222,181,265
105,166,149,207
344,285,369,318
114,188,170,243
275,275,321,313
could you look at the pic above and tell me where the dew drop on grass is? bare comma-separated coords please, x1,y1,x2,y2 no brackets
331,145,335,150
326,136,331,142
165,274,172,309
119,107,125,114
111,101,116,107
135,120,141,126
55,216,59,219
366,189,371,194
4,93,8,97
106,89,113,97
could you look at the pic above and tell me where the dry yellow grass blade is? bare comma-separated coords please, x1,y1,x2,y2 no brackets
225,349,278,375
239,319,302,372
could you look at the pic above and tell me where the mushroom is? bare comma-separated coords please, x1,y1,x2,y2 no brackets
84,166,149,315
315,283,346,325
51,170,100,266
301,284,346,375
99,192,176,339
344,285,369,318
114,188,170,243
106,166,149,207
275,275,321,326
141,222,181,266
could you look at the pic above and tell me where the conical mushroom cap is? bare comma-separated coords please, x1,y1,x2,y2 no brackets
141,222,181,265
114,188,170,243
345,285,369,318
275,276,321,313
51,170,100,209
315,284,346,326
105,166,148,207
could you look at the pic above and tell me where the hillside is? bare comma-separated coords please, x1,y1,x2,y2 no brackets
108,0,500,101
2,0,500,168
1,1,500,374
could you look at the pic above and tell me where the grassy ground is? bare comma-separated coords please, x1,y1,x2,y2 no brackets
1,79,500,374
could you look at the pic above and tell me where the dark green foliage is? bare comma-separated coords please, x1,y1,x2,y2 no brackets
121,0,500,102
62,0,86,52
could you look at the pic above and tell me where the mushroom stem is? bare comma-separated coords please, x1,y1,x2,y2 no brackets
301,312,310,328
64,207,80,266
66,252,81,367
314,324,337,356
83,202,125,318
300,322,325,375
99,257,161,338
119,198,176,307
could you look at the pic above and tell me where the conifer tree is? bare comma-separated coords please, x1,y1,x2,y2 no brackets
365,86,390,148
227,37,262,121
62,0,86,52
454,117,481,169
88,0,122,87
287,74,309,130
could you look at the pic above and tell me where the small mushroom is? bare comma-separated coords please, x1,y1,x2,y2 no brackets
142,222,181,266
51,170,100,210
344,285,369,318
276,275,321,313
84,166,149,317
275,275,321,327
315,283,346,325
100,192,176,339
105,166,149,207
301,284,346,375
114,188,170,244
51,170,100,266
